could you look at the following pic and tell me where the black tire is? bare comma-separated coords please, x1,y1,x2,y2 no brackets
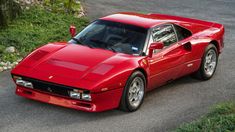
193,44,218,80
119,71,146,112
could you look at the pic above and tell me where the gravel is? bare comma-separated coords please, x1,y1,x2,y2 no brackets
0,59,21,72
4,46,16,53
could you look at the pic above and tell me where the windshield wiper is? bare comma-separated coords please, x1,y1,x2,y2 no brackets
72,38,94,48
72,37,82,44
108,47,117,53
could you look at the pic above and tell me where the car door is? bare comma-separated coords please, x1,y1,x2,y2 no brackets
147,24,189,90
173,24,201,77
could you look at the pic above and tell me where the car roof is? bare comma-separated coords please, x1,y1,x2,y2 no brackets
100,12,168,28
100,12,214,33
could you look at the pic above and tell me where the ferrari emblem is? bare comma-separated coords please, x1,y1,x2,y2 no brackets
143,59,147,65
49,76,53,79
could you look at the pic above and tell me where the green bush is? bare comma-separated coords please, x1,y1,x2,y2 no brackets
44,0,81,14
0,7,89,62
175,101,235,132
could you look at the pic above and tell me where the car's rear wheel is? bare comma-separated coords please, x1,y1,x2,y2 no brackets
193,44,218,80
119,71,146,112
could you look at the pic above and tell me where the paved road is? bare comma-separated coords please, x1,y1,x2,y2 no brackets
1,0,235,132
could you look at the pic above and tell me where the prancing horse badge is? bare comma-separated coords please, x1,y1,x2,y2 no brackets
49,76,53,79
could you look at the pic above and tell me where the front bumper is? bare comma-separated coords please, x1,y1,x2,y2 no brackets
16,86,123,112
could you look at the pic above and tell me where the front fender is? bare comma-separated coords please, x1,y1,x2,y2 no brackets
83,57,148,93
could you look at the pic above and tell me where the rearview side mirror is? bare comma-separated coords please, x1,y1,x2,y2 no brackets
70,25,76,37
148,42,164,58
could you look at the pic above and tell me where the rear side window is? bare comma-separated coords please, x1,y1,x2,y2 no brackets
174,24,192,41
152,25,177,46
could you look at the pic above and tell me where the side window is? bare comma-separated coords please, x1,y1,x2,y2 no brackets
152,24,177,46
173,24,192,41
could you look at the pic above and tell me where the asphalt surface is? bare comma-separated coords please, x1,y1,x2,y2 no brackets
1,0,235,132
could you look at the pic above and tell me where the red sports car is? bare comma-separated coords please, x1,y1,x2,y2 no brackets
11,12,224,112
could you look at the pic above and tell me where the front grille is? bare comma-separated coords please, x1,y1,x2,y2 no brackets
22,77,75,97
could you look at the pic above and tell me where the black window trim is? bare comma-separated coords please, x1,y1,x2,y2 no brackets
172,23,193,41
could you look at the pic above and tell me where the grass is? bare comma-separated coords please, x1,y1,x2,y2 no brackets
0,6,89,62
175,101,235,132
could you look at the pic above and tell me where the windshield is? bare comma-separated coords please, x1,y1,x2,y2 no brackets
68,20,147,55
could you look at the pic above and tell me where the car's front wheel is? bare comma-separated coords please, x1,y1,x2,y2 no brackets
119,71,146,112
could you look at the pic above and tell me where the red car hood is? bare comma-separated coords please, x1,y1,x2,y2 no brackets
12,43,132,90
32,44,116,79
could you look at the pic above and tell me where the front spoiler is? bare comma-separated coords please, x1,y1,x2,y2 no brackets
15,86,123,112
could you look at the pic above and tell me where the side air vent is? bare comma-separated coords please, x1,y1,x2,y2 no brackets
183,42,192,51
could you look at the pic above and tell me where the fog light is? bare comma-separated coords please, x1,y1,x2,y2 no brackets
15,78,33,89
16,79,25,86
24,82,33,88
81,93,91,101
69,89,91,101
69,91,81,99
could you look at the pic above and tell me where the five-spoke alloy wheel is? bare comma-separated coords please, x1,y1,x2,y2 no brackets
119,71,146,112
194,44,218,80
204,48,217,77
128,77,145,109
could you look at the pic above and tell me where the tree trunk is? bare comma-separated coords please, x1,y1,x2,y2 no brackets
68,0,72,13
0,0,21,28
0,9,7,27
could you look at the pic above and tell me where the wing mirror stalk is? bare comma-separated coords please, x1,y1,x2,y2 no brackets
148,42,164,58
